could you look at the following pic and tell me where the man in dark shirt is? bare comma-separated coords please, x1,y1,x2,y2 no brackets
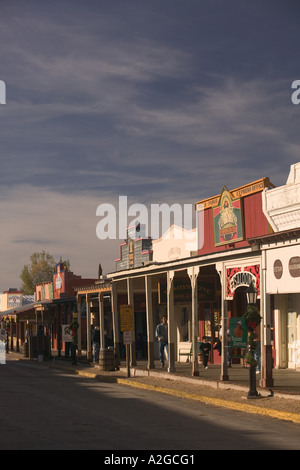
155,316,168,368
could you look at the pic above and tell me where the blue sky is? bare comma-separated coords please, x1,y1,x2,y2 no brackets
1,0,300,290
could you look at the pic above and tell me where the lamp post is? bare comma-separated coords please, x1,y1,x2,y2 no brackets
244,283,261,399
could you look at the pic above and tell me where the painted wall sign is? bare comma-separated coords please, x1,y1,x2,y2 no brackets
195,177,273,211
226,265,260,299
8,295,21,307
288,256,300,278
56,274,62,289
158,276,216,303
213,186,244,246
273,259,283,279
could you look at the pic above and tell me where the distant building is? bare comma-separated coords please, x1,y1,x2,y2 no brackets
115,223,153,271
0,288,33,312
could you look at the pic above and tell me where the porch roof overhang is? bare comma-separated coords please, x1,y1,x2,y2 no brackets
107,244,261,282
0,303,36,319
75,280,112,296
248,228,300,246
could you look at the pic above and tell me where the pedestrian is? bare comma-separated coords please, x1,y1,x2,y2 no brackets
92,326,100,363
200,336,211,369
213,338,222,356
155,315,168,368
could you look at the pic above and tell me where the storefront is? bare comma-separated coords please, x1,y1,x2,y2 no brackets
257,162,300,370
264,234,300,369
107,177,275,380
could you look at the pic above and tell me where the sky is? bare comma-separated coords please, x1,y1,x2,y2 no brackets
1,0,300,291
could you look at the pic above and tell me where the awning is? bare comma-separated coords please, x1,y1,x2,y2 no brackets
0,313,17,321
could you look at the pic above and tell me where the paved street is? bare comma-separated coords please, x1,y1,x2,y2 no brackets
0,358,299,450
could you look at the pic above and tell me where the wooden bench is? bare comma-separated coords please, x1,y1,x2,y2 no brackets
178,346,192,362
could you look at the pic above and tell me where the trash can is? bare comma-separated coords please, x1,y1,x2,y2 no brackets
99,348,115,371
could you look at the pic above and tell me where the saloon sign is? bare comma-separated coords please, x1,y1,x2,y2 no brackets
226,265,260,299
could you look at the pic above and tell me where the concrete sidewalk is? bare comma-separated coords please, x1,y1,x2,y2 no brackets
118,360,300,398
7,351,300,398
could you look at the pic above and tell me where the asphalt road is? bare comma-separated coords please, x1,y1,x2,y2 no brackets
0,359,299,451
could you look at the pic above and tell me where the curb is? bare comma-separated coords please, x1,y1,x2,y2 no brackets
114,378,300,425
12,356,300,424
67,367,300,425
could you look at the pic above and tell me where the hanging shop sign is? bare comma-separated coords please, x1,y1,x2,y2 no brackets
213,186,244,247
229,317,248,348
226,265,260,299
62,325,73,343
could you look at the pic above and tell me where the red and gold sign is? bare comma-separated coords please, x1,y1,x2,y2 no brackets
226,265,260,299
213,186,244,246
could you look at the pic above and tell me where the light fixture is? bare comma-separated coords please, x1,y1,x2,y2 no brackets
245,282,258,305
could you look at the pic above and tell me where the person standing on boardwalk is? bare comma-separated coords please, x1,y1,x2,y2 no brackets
155,316,169,368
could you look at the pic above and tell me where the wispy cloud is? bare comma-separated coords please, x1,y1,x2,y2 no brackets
0,1,299,289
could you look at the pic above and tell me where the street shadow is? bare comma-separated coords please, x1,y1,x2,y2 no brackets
0,358,298,450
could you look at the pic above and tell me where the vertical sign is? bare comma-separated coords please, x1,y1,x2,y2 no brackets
120,305,134,378
120,305,134,332
229,317,248,348
213,186,244,246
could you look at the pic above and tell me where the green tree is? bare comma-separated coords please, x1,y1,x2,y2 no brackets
20,251,70,294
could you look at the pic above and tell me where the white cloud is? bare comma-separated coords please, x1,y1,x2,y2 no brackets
0,185,121,290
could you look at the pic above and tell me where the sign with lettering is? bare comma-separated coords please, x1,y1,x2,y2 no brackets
267,245,300,294
229,317,248,348
62,325,73,342
123,331,133,344
195,177,273,211
120,305,134,332
288,256,300,278
226,265,260,299
158,276,216,304
213,186,244,246
273,259,283,279
8,295,21,308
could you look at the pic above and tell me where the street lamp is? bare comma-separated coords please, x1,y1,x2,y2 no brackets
244,283,261,399
245,282,258,305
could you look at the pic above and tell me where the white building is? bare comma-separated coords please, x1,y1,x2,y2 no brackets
259,162,300,369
